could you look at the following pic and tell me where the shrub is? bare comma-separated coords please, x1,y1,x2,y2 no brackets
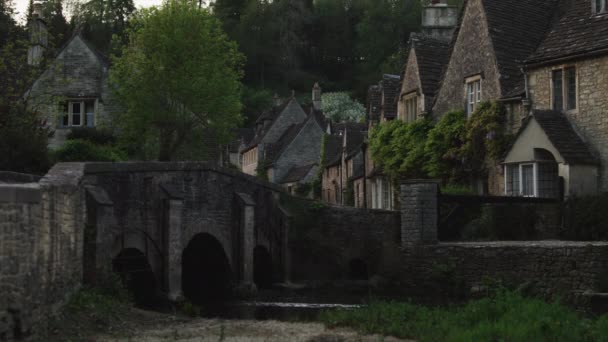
67,127,117,145
53,139,126,162
0,103,51,174
441,183,476,195
561,193,608,240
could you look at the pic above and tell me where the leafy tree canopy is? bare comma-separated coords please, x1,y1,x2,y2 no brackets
321,92,365,123
110,0,244,161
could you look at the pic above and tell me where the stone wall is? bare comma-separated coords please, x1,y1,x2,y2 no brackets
528,55,608,191
392,241,608,300
284,196,401,281
0,163,85,340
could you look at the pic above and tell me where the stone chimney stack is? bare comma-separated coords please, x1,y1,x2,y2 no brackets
312,82,322,111
273,93,281,107
28,1,48,66
421,0,457,40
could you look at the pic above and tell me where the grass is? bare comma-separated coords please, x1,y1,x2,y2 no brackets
320,290,608,341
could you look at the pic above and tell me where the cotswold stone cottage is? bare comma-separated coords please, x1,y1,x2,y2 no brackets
26,7,119,149
396,0,608,199
240,85,326,191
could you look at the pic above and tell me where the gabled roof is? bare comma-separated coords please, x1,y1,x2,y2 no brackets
410,34,451,97
345,129,365,160
265,122,305,163
380,74,400,119
280,163,317,184
525,0,608,65
515,110,598,165
244,97,303,152
60,32,109,67
482,0,560,97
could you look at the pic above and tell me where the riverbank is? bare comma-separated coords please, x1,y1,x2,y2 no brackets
320,290,608,341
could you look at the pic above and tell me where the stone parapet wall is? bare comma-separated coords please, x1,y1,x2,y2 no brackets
392,241,608,300
0,164,85,340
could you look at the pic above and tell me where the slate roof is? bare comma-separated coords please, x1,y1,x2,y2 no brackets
521,110,598,165
331,122,367,136
367,85,382,121
526,0,608,65
228,128,254,153
345,129,365,159
280,163,317,184
380,74,400,120
244,97,299,152
410,34,451,97
265,122,305,163
481,0,560,97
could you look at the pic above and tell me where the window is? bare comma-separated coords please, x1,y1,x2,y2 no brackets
382,180,390,209
552,67,576,111
594,0,607,14
504,161,559,198
466,79,481,116
403,95,418,122
59,99,96,128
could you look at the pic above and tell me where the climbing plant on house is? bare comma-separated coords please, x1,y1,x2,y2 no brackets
424,110,467,183
461,101,513,175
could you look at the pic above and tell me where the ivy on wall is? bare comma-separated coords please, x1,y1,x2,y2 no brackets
368,101,511,184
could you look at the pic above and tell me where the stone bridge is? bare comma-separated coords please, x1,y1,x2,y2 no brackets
71,162,288,303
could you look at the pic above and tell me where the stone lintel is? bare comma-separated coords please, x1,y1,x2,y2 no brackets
160,183,185,200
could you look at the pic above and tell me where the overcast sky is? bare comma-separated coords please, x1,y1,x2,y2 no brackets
12,0,164,22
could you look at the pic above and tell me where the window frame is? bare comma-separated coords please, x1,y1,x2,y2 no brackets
401,91,419,123
464,75,482,117
551,66,577,112
593,0,608,14
504,163,539,197
59,99,97,128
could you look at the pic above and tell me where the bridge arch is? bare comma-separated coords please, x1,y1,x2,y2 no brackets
181,233,232,303
253,245,273,289
112,248,157,305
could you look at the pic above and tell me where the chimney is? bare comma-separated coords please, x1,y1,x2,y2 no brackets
28,1,48,66
312,82,322,111
273,93,281,107
421,0,457,40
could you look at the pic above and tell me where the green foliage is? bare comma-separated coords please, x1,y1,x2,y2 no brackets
67,127,117,145
71,0,135,54
320,290,608,341
309,200,327,211
110,0,244,161
368,119,433,180
0,103,51,174
241,86,272,126
53,139,126,162
561,193,608,240
321,92,366,123
178,299,201,317
424,110,467,182
255,159,271,180
461,101,513,174
441,183,476,195
295,182,312,197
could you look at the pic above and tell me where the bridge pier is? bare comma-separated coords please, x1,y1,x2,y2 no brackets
162,185,185,302
236,193,256,293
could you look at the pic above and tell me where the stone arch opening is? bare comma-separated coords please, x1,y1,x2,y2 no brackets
253,245,273,289
112,248,157,306
182,233,232,303
348,258,369,280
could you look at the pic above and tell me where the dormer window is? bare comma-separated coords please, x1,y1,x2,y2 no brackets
465,75,482,116
594,0,607,14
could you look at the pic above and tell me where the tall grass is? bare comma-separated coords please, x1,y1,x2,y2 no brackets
320,291,608,341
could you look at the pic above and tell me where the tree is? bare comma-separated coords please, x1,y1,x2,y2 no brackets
110,0,244,161
321,92,365,122
43,0,70,48
71,0,135,54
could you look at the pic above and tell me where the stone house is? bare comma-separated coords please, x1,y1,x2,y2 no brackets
378,74,401,122
240,84,326,193
504,0,608,198
26,23,120,149
321,134,343,204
